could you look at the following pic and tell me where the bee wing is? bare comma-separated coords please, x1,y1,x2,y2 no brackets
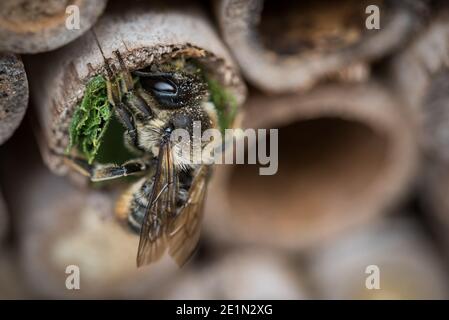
167,165,209,266
136,141,179,267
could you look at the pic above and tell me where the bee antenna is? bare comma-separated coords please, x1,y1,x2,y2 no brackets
114,50,128,72
91,29,113,79
114,50,133,88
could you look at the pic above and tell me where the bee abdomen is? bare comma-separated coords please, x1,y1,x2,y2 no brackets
128,205,146,233
117,176,192,234
115,178,146,222
127,178,154,233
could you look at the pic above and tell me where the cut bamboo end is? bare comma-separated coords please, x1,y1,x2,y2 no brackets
205,83,417,250
216,0,425,93
420,70,449,250
0,0,107,53
0,123,178,298
15,169,178,298
164,250,309,299
395,10,449,243
421,69,449,161
390,10,449,156
0,53,28,145
390,10,449,111
27,0,246,176
308,217,449,299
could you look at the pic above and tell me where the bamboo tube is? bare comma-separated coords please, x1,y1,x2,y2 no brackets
419,70,449,234
308,217,449,299
419,71,449,250
27,0,246,177
205,82,417,250
0,53,28,145
163,249,309,299
390,9,449,115
24,190,179,299
0,128,179,298
0,0,107,53
215,0,425,93
6,168,179,298
390,9,449,247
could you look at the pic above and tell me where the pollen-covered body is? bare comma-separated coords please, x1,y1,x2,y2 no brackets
65,54,224,267
116,174,191,234
133,99,217,170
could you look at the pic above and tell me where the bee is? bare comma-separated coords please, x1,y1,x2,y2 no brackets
65,51,222,267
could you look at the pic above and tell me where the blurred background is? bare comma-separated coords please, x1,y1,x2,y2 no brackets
1,0,449,299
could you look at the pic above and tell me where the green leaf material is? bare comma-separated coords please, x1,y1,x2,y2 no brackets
206,78,238,133
67,75,112,164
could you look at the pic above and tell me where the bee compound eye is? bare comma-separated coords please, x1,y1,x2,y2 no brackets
152,80,176,94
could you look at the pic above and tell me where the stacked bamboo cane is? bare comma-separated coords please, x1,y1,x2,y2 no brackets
0,0,107,53
0,0,449,299
0,53,28,145
206,0,423,250
12,0,246,298
206,83,416,249
215,0,426,92
26,0,246,176
379,3,449,260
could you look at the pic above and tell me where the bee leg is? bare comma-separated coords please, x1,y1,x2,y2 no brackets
106,81,145,153
114,52,156,119
108,95,141,151
90,159,149,182
63,155,150,182
114,50,134,92
114,101,138,142
107,53,148,152
123,91,153,119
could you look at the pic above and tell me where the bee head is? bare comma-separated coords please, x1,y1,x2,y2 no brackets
135,67,214,137
133,65,216,164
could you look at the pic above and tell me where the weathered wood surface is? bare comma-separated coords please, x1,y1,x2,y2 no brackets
216,0,426,93
205,82,417,250
0,0,107,53
27,0,246,176
0,53,28,145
